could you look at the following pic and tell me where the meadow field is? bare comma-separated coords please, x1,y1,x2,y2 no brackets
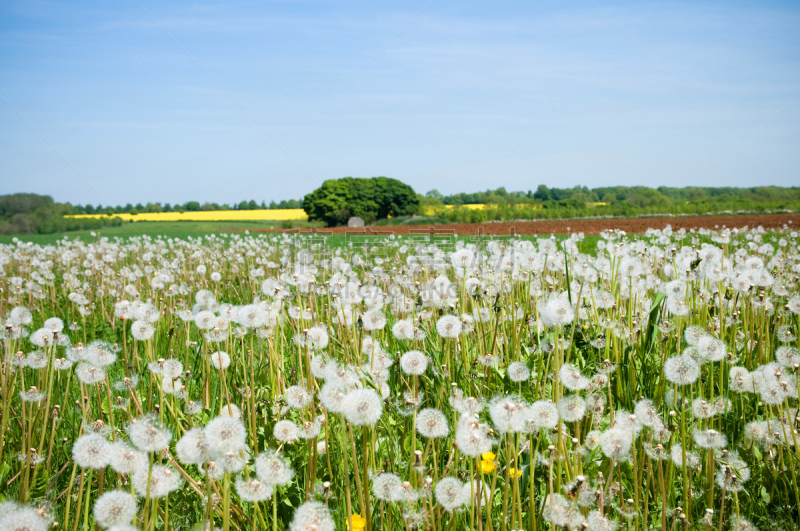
0,221,798,531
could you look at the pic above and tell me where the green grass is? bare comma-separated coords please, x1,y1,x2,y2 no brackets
0,220,324,244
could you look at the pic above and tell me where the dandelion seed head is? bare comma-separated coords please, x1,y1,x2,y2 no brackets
273,420,300,443
436,315,462,338
127,414,172,453
507,361,530,382
94,490,137,528
130,320,154,341
255,450,295,486
205,416,247,453
435,477,468,512
529,400,559,431
399,350,428,375
73,433,111,469
372,472,403,502
557,395,586,423
209,351,230,370
235,477,273,503
342,388,383,426
416,408,449,438
288,501,334,531
0,505,48,531
663,355,700,386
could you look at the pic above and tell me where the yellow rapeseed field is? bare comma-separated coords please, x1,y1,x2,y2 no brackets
66,209,308,222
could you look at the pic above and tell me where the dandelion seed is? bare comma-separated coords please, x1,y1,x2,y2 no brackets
209,351,230,370
559,363,590,391
416,408,449,438
399,350,428,375
342,388,383,426
289,501,334,531
205,416,247,453
599,428,631,460
663,355,700,385
436,315,462,338
235,477,273,502
273,420,300,443
507,361,530,382
557,395,586,423
255,450,295,486
435,477,468,512
94,490,137,528
130,320,154,341
72,433,111,469
127,414,171,453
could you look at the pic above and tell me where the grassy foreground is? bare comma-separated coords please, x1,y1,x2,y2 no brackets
0,224,798,531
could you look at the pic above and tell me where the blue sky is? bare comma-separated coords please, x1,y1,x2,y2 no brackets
1,0,798,206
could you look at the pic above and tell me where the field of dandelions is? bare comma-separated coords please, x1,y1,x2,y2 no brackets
1,225,799,531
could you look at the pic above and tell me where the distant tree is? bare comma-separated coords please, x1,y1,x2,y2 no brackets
426,189,443,199
303,177,419,227
533,185,550,201
184,201,201,212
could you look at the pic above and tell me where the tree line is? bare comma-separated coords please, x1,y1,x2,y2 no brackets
0,194,123,235
71,198,303,216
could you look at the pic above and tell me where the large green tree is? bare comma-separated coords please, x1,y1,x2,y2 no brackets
303,177,420,226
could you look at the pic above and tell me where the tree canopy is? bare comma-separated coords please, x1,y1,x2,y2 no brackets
303,177,420,226
0,193,122,235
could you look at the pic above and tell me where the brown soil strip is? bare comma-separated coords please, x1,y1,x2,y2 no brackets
242,213,798,236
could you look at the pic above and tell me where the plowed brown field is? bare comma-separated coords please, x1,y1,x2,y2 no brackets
255,213,798,236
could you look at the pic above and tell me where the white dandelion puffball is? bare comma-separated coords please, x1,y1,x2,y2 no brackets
417,408,449,438
372,473,403,501
130,320,154,341
664,355,700,386
400,350,428,375
529,401,559,431
435,477,468,512
285,385,313,409
541,298,573,327
94,490,137,528
132,464,182,499
127,415,172,453
73,433,111,469
507,361,530,382
289,501,334,531
210,351,231,370
0,506,48,531
255,450,295,486
205,416,247,453
362,309,387,331
176,428,212,465
235,477,273,503
273,420,300,443
436,315,462,338
10,306,33,326
342,388,383,426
